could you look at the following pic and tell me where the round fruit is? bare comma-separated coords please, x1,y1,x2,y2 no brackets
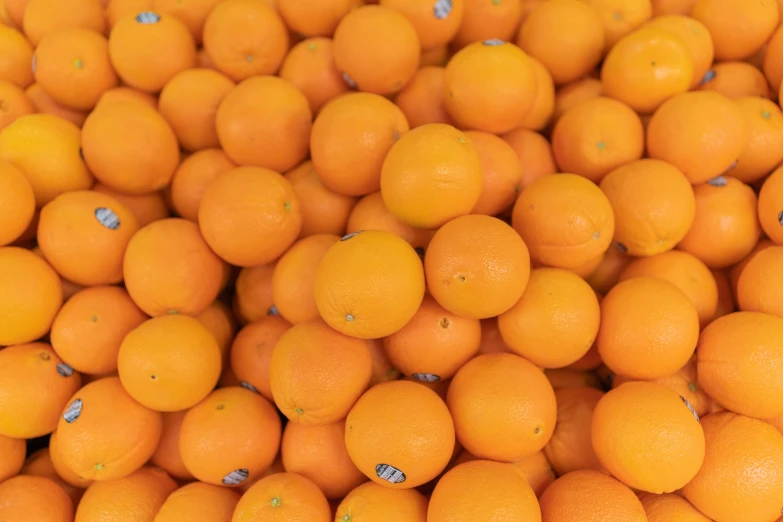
758,165,783,244
737,246,783,319
0,475,73,522
154,482,241,522
335,482,428,522
229,315,291,401
232,472,331,522
278,37,351,114
544,386,605,476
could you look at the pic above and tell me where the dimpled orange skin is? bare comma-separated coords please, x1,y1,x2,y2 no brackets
639,493,712,522
169,148,236,222
91,183,170,228
394,66,455,129
544,386,605,476
592,381,705,493
691,0,778,61
428,460,541,522
381,124,483,229
512,173,615,270
697,311,783,419
380,0,464,51
501,127,558,190
233,264,276,325
447,353,557,462
538,470,647,522
232,472,331,522
464,130,523,216
644,14,713,89
345,380,455,489
586,0,653,51
230,315,291,401
444,40,537,134
451,0,522,49
677,176,761,269
599,159,696,256
737,246,783,319
498,268,600,369
270,319,372,424
0,247,63,346
425,215,530,320
346,191,432,249
732,96,783,184
314,230,425,339
598,276,699,380
699,61,771,99
646,91,747,185
279,37,351,115
601,28,693,114
334,481,428,522
0,81,35,133
758,165,783,244
150,410,193,481
154,482,241,522
0,475,74,522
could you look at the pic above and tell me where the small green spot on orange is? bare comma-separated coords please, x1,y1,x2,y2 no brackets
458,137,466,143
270,497,281,508
168,309,178,315
89,315,98,323
689,382,697,392
346,313,355,322
597,141,607,150
612,12,621,20
284,201,292,212
294,408,304,414
245,55,253,62
94,463,104,471
343,516,351,522
763,111,772,119
492,0,500,4
307,42,317,51
73,59,83,69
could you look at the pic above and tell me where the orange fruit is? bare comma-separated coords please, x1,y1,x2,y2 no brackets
552,77,604,123
512,173,615,269
0,114,92,206
448,353,557,461
106,0,222,43
335,481,428,522
158,68,235,152
599,159,696,256
731,96,783,184
699,60,771,99
394,66,454,128
0,475,74,522
552,97,645,183
333,5,420,95
123,218,226,317
380,0,464,50
233,264,276,325
25,83,89,128
0,160,34,246
498,268,600,369
281,420,366,499
645,14,713,89
48,430,92,489
652,0,698,15
96,86,158,110
150,410,193,481
538,469,647,522
428,460,540,522
765,25,783,93
677,176,761,269
169,148,236,222
0,248,62,346
592,381,705,493
216,76,312,172
196,300,237,358
691,0,778,61
279,37,351,114
314,230,425,338
601,27,693,114
519,57,556,131
729,238,775,297
736,246,783,319
55,377,162,481
384,294,481,381
81,101,179,195
94,185,171,231
464,130,523,216
346,380,455,488
201,0,289,82
21,448,84,506
232,472,331,522
0,26,34,87
639,492,712,521
0,433,25,483
0,80,35,132
425,214,530,319
270,319,372,423
444,40,536,134
501,128,557,190
451,0,523,49
154,482,241,522
346,191,432,249
585,0,652,51
310,92,409,196
517,0,605,85
179,387,281,487
759,165,783,245
22,0,104,47
381,123,482,228
544,386,604,476
278,0,356,38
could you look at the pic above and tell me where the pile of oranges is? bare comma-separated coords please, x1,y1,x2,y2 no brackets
2,0,783,520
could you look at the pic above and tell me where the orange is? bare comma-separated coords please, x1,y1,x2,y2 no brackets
0,248,62,346
698,311,783,419
0,475,74,522
154,482,241,522
333,5,420,95
448,353,556,461
640,493,712,521
108,12,196,93
585,0,652,50
425,215,530,319
381,123,482,228
538,469,647,522
684,412,783,521
647,91,747,185
501,128,557,190
169,148,235,221
512,173,615,269
759,165,783,244
55,377,162,481
25,83,89,128
699,61,770,99
552,97,645,183
272,235,339,324
310,92,409,196
96,86,158,110
346,380,455,488
464,130,523,216
106,0,222,43
0,433,25,483
158,68,235,152
0,26,34,87
233,264,276,324
517,0,605,85
0,80,34,132
270,319,372,423
544,386,604,476
652,0,698,15
0,114,92,206
729,238,775,297
335,481,428,522
232,472,331,522
691,0,778,61
201,0,289,82
314,230,425,338
444,40,536,134
737,246,783,319
123,218,226,317
50,286,147,375
279,37,351,114
384,294,481,381
216,76,312,172
394,66,454,128
33,28,117,111
194,299,240,356
592,381,705,493
731,96,783,184
451,0,523,49
81,101,179,194
644,14,713,89
281,420,366,499
512,451,556,498
519,57,555,131
150,410,193,481
677,176,761,269
74,467,177,522
346,191,432,249
380,0,464,50
428,460,540,522
92,184,169,228
766,25,783,94
0,160,34,246
498,268,600,369
601,27,693,114
179,387,281,487
22,0,104,47
278,0,356,38
198,166,302,267
600,159,696,256
21,448,84,506
48,430,92,488
552,77,604,124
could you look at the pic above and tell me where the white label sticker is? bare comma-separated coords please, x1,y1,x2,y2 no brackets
412,373,441,382
136,12,161,24
342,72,357,89
223,469,249,485
341,231,362,241
681,396,700,422
482,39,505,46
375,464,406,484
433,0,452,19
63,399,83,423
95,208,121,230
56,363,74,377
240,381,259,394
